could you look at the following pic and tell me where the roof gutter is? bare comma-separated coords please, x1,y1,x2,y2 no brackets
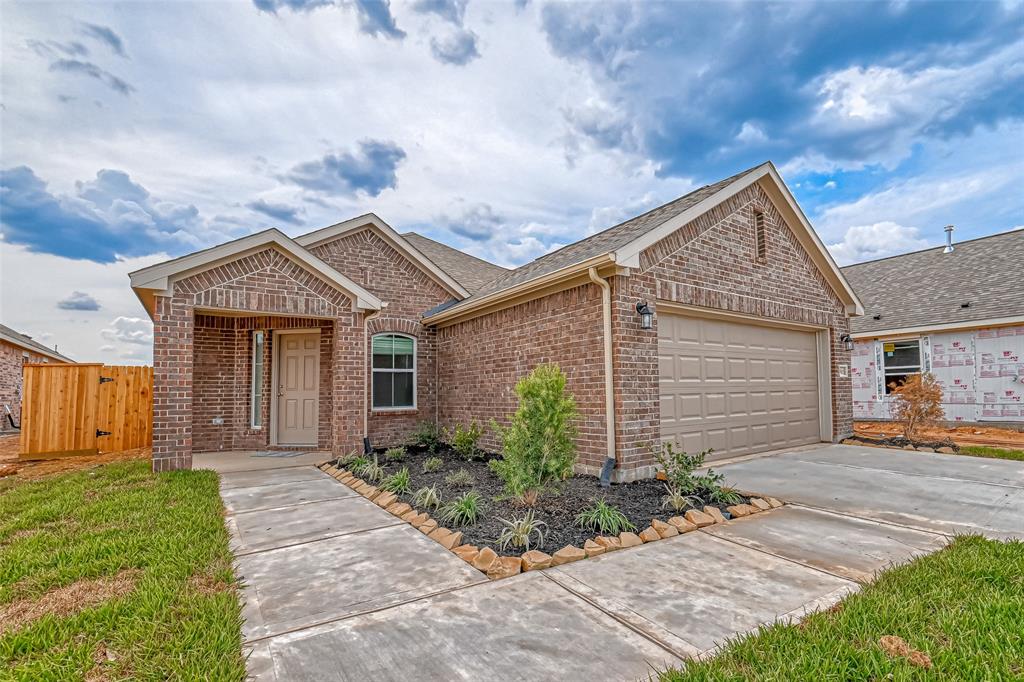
422,253,617,327
587,267,617,487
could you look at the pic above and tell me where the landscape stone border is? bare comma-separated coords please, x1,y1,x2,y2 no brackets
317,461,784,580
841,438,956,454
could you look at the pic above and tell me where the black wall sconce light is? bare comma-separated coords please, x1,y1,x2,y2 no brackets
636,301,653,329
840,333,854,351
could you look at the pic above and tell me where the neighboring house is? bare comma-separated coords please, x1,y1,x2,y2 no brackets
842,228,1024,425
0,323,74,431
130,161,863,477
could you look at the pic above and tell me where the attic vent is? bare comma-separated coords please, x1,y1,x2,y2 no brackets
961,302,971,308
753,210,767,263
873,314,882,321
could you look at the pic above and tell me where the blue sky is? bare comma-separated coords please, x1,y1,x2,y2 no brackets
1,0,1022,363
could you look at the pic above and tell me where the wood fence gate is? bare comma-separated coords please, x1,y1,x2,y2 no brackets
19,364,153,459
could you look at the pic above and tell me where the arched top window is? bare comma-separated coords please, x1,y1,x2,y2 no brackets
372,333,416,410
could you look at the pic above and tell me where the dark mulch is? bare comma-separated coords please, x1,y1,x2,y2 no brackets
844,433,958,452
354,446,753,555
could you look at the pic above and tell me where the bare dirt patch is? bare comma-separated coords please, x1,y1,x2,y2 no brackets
855,421,1024,449
0,435,151,482
878,634,933,669
0,569,140,636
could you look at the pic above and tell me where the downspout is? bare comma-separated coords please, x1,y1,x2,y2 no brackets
587,267,617,487
363,304,387,453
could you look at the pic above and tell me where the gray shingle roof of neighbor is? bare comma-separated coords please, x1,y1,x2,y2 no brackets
401,232,510,294
425,163,768,317
0,323,74,362
841,228,1024,335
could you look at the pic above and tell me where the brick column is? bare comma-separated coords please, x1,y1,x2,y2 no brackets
152,296,194,471
331,314,363,456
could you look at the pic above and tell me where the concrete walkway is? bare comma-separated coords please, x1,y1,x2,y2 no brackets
215,445,1024,680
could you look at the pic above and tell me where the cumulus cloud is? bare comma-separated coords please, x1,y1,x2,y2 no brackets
80,23,128,58
101,316,153,345
436,203,504,241
826,221,930,264
430,28,480,66
412,0,467,24
284,140,406,196
26,39,89,59
247,198,304,225
57,291,101,311
253,0,405,39
0,166,234,262
49,59,134,95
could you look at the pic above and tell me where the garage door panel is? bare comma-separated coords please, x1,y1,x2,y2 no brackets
659,313,821,462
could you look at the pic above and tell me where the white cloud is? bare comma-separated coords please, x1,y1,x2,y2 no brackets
735,121,767,144
101,316,153,345
826,221,930,265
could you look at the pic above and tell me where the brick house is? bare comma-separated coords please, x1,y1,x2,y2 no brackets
131,162,863,477
0,323,74,431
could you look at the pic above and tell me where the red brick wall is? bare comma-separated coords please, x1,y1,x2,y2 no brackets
152,247,361,471
0,341,59,431
611,181,853,474
308,228,452,447
191,315,335,453
436,283,607,470
431,181,852,479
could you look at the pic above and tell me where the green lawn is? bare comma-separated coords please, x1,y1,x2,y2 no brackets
659,535,1024,681
957,445,1024,462
0,461,244,681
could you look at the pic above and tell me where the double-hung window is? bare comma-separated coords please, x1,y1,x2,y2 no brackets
372,334,416,409
882,339,921,393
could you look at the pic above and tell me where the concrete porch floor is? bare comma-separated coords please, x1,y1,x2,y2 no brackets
219,444,1024,680
193,449,329,474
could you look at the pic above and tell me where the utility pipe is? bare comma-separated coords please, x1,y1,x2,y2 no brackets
587,267,617,486
363,304,387,450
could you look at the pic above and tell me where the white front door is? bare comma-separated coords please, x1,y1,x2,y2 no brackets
276,333,319,445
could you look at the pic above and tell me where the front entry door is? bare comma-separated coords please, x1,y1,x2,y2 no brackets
276,333,319,445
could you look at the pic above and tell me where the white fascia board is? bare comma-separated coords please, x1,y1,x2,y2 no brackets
614,164,771,268
129,228,382,312
850,315,1024,339
612,162,865,317
295,213,471,299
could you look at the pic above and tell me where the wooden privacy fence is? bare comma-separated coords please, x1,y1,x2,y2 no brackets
19,364,153,459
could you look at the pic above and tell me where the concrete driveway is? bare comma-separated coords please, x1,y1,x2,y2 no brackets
218,444,1024,681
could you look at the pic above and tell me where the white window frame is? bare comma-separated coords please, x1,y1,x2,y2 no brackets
371,333,417,411
881,337,922,394
251,331,265,428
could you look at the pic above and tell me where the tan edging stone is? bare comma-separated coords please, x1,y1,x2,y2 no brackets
551,545,586,565
521,550,552,571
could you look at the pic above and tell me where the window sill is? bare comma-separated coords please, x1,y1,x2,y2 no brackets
371,407,418,414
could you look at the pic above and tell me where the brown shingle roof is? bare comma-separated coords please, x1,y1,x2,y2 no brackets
401,233,509,294
425,163,766,318
0,323,74,362
841,229,1024,334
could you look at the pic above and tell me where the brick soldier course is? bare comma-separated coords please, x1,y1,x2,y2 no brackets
131,161,863,475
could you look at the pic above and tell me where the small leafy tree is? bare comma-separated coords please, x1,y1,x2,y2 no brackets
653,442,730,502
448,421,485,460
889,372,945,440
490,364,578,506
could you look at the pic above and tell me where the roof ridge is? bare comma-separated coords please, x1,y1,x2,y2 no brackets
401,232,509,270
841,227,1024,270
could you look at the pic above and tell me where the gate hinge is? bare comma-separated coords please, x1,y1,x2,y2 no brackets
96,429,112,437
99,376,114,384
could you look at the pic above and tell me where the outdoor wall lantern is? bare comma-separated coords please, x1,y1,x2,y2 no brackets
636,301,654,330
840,333,855,351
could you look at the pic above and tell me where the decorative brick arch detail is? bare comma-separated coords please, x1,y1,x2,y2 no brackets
366,316,423,338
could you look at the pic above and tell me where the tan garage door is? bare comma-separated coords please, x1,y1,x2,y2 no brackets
659,313,821,462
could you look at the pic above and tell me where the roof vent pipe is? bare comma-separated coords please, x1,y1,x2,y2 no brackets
943,225,955,253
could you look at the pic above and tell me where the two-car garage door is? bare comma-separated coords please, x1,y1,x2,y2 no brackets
659,312,822,462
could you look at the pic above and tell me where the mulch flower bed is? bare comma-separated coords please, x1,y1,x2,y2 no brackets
355,445,757,554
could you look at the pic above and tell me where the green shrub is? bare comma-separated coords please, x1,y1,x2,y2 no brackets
409,420,443,453
412,485,442,510
653,442,732,502
345,455,369,474
496,510,547,552
448,421,485,460
380,466,411,494
444,468,473,487
575,499,636,535
352,455,384,483
384,446,407,463
422,456,444,473
338,451,362,468
438,491,483,526
661,484,701,512
490,364,578,506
